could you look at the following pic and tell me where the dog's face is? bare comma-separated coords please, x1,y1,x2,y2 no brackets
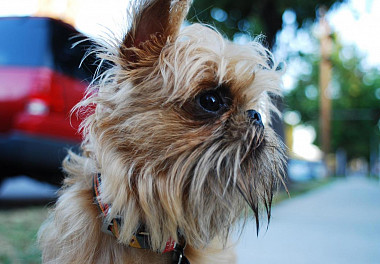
81,0,286,251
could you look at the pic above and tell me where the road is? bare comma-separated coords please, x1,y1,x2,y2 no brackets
236,176,380,264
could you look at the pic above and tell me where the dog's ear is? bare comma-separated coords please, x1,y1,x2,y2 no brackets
120,0,191,67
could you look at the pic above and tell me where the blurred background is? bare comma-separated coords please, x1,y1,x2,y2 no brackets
0,0,379,263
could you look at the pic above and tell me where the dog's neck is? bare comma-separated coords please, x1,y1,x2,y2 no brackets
93,173,189,263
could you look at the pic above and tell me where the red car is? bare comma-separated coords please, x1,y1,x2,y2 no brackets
0,17,97,185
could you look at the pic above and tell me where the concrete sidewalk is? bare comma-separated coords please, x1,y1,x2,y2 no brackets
236,177,380,264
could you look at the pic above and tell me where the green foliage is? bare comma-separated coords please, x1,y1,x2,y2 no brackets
285,35,380,160
0,207,48,264
188,0,343,47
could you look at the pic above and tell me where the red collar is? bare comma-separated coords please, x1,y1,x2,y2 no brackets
93,173,178,253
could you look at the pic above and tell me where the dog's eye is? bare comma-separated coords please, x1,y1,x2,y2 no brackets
185,87,231,120
198,91,224,113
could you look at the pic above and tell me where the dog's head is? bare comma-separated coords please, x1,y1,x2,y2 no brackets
79,0,286,251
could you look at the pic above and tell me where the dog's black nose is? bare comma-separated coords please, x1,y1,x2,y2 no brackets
247,110,263,127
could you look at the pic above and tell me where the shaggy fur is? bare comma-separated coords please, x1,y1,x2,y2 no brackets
38,0,286,263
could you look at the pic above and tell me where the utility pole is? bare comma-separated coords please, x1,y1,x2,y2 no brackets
318,8,332,162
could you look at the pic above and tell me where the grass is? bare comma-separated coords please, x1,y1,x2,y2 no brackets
0,206,49,264
0,177,335,263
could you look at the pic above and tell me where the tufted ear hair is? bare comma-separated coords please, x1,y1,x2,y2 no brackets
120,0,191,67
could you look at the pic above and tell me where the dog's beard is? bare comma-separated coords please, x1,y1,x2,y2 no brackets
100,113,287,250
236,127,287,232
169,122,286,247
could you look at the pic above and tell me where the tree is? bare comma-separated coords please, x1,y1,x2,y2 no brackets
188,0,344,48
285,35,380,161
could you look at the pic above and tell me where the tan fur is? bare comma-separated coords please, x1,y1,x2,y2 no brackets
38,0,286,263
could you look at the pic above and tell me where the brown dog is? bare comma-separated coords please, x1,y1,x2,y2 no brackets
38,0,286,263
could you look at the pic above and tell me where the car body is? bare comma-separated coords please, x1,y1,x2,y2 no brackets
0,17,97,185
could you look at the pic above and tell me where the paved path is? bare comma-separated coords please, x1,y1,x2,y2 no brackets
236,177,380,264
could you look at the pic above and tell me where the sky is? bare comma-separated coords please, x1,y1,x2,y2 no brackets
328,0,380,68
1,0,379,161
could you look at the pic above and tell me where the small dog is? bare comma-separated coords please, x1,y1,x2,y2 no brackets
38,0,286,263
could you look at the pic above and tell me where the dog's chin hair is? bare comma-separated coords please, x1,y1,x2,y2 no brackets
58,124,286,253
